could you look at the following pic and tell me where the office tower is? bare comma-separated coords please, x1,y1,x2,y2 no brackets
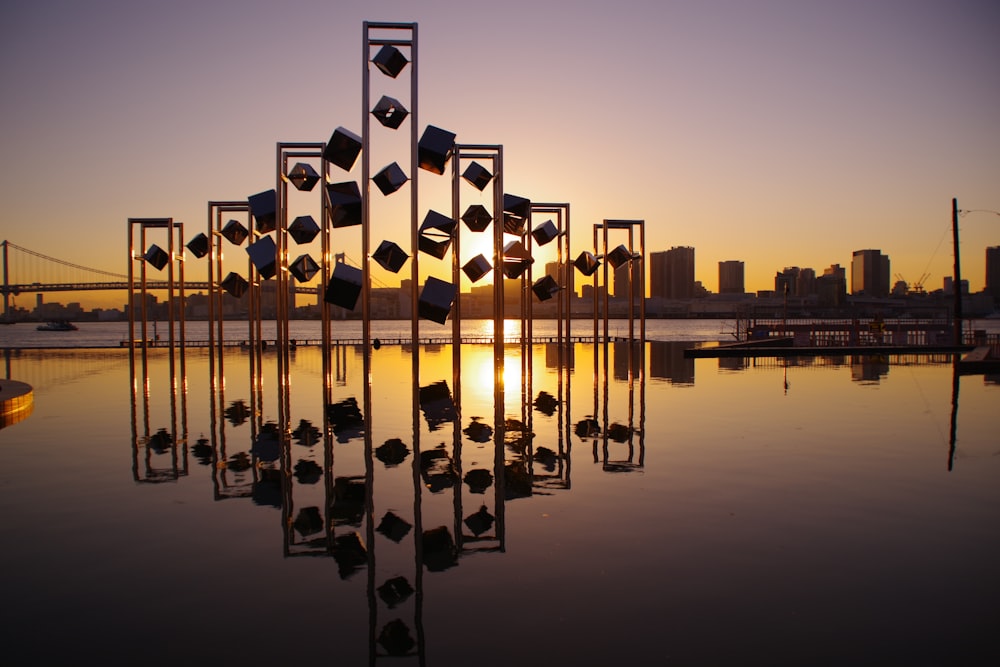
851,249,890,297
649,246,694,299
775,267,800,296
987,246,1000,304
718,260,744,294
613,261,641,299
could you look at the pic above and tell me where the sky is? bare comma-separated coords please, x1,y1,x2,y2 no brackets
1,0,998,309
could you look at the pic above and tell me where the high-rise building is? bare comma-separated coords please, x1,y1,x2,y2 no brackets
851,249,890,297
775,267,800,296
649,246,695,299
613,261,642,299
718,260,744,294
986,246,1000,304
817,264,847,308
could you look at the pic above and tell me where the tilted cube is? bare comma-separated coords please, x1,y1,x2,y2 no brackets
462,254,492,283
186,233,210,259
532,274,560,301
325,181,362,228
531,219,559,246
418,276,458,324
373,162,408,196
574,251,601,277
287,215,320,245
324,262,363,311
221,219,249,246
323,126,362,172
246,235,277,279
502,240,534,279
372,95,409,129
503,193,530,235
144,244,169,271
220,272,248,298
287,162,320,191
373,44,408,78
417,125,456,175
372,240,408,273
461,204,492,233
248,189,277,234
607,244,632,269
289,254,320,283
418,210,457,259
462,161,492,191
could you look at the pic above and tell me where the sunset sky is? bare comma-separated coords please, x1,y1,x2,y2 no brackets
2,0,998,309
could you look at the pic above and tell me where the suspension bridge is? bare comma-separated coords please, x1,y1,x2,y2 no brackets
0,240,380,320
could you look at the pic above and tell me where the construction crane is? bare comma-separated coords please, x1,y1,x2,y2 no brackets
894,272,930,295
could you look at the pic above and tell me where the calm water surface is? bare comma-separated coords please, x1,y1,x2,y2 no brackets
1,331,997,665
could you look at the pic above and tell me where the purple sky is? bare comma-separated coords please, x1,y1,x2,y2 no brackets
2,0,998,305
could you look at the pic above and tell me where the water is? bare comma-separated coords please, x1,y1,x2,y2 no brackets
0,318,741,348
1,331,998,665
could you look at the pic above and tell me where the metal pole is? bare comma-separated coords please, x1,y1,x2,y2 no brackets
2,240,8,321
952,197,963,346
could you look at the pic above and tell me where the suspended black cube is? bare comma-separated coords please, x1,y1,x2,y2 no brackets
325,262,363,311
574,251,601,277
372,44,408,78
288,215,320,245
372,95,409,129
532,274,560,301
418,276,457,324
246,235,277,280
418,210,456,259
221,219,249,246
287,162,320,191
326,181,362,228
323,126,362,172
220,272,249,298
373,162,408,196
289,254,320,283
502,240,534,279
417,125,456,175
372,240,408,273
531,219,559,246
144,244,169,271
607,244,632,269
248,189,277,234
461,204,492,233
503,193,531,235
462,161,493,191
186,233,210,259
462,254,492,283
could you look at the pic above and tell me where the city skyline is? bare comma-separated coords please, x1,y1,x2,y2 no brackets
5,238,999,313
2,1,998,311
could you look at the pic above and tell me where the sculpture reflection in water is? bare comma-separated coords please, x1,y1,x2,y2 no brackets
128,340,189,485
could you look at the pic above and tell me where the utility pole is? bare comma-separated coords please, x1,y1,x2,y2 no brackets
2,240,8,322
952,198,962,346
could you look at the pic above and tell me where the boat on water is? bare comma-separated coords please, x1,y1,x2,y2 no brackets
36,321,78,331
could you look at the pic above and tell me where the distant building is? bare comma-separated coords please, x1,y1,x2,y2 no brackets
851,249,890,297
986,246,1000,304
613,261,642,299
718,260,744,294
817,264,847,308
774,267,800,296
649,246,695,299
